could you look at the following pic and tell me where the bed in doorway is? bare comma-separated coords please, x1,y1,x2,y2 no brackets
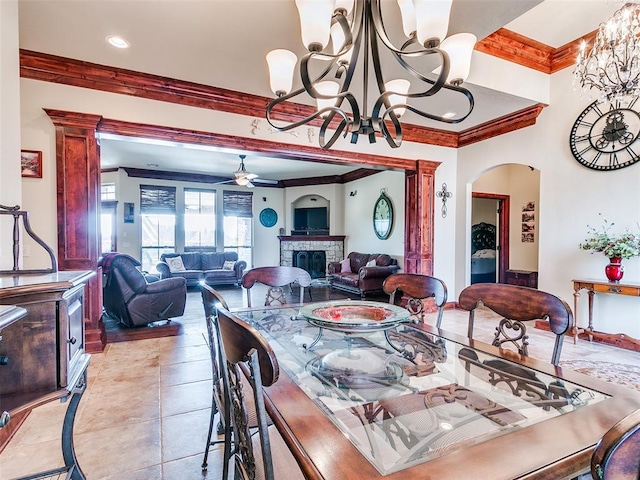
471,222,497,284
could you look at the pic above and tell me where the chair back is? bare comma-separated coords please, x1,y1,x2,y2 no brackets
458,283,572,365
383,273,448,327
199,284,231,477
242,266,312,307
591,408,640,479
217,307,280,480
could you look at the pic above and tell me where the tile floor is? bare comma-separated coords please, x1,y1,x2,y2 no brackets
1,285,639,479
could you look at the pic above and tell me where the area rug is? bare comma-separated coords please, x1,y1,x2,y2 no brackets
559,359,640,392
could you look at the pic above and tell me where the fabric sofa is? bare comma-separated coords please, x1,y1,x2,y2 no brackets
327,252,399,298
156,251,247,287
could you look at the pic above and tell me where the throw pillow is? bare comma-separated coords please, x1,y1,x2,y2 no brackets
222,260,236,270
166,256,186,273
366,259,377,267
340,257,352,273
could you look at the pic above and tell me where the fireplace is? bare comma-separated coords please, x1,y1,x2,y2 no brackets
293,250,326,279
279,235,345,279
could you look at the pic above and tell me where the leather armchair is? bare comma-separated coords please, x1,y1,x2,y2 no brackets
100,254,187,327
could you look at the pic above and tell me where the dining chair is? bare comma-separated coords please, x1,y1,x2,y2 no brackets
457,283,572,365
200,284,232,477
241,266,311,307
217,307,305,480
383,273,448,327
591,408,640,480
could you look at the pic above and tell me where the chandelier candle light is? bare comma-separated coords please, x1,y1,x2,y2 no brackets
266,0,476,149
574,3,640,102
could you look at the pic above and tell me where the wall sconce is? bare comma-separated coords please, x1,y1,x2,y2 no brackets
436,183,453,218
350,190,357,197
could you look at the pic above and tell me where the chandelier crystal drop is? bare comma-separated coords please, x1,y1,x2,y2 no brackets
573,3,640,103
265,0,476,149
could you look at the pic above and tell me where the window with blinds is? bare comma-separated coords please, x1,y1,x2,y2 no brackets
184,188,216,248
223,190,253,267
140,185,177,272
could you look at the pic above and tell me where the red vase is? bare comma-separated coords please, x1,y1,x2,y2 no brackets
605,256,624,282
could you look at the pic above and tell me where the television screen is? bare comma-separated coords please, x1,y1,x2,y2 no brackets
294,207,328,231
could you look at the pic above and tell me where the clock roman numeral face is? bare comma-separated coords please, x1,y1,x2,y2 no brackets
570,100,640,171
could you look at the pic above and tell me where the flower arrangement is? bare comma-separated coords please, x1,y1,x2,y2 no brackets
579,215,640,260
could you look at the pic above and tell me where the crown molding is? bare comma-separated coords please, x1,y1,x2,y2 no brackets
458,104,546,147
21,49,544,149
476,28,598,74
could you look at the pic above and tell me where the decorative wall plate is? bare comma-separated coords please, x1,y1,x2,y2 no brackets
259,207,278,227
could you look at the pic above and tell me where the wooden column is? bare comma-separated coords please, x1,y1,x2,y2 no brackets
45,109,105,353
404,160,439,275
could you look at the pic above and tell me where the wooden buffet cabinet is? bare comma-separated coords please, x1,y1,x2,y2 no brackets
0,270,94,479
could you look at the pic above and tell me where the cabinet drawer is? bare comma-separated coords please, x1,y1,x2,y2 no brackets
593,284,640,296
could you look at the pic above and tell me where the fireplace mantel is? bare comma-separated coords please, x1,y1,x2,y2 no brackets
278,235,346,242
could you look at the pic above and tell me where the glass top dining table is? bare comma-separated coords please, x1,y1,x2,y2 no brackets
232,301,640,480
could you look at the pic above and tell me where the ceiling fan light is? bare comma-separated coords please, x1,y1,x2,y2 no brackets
315,80,340,117
413,0,452,48
266,49,298,96
235,177,251,186
295,0,336,51
397,0,416,38
385,79,411,118
438,33,476,85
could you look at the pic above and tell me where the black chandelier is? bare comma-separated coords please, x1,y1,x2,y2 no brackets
265,0,476,149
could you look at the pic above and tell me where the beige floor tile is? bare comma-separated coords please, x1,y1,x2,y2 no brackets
161,358,212,387
75,379,160,433
160,380,211,418
161,408,211,463
74,419,161,479
0,437,64,479
162,451,227,480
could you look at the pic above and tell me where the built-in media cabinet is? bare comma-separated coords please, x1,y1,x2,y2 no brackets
0,270,94,479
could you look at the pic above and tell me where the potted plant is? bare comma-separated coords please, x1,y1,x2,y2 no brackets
579,216,640,282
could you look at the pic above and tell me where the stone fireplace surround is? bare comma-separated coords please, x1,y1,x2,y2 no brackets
279,235,345,278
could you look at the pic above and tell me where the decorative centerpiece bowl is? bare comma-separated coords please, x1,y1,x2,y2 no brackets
300,300,411,333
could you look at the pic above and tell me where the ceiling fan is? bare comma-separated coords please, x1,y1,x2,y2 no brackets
216,155,279,188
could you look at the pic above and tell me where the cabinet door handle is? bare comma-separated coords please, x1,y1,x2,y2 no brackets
67,337,77,345
608,287,622,294
0,411,10,428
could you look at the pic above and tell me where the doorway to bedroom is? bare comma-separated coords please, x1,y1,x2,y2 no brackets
471,193,509,284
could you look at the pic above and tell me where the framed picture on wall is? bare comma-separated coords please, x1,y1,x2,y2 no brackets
20,150,43,178
124,202,135,223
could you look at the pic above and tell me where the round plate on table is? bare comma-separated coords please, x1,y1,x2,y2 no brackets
259,208,278,227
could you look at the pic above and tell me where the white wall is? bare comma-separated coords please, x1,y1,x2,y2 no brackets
1,2,22,269
457,67,640,338
343,170,405,267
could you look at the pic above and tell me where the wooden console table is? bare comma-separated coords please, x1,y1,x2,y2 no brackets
572,278,640,352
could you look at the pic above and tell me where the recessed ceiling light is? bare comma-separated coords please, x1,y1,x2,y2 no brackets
106,35,130,49
443,112,456,119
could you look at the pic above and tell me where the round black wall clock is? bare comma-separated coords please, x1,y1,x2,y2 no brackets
569,99,640,171
259,208,278,228
373,192,393,240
